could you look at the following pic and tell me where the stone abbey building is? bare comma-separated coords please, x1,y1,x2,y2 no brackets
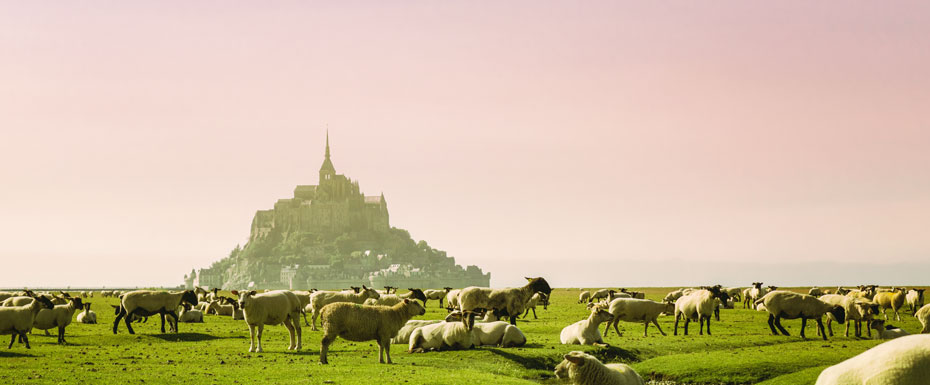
185,133,490,290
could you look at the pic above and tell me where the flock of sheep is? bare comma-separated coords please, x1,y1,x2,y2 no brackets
2,281,929,384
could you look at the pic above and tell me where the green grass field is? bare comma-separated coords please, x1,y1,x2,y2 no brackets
2,287,925,384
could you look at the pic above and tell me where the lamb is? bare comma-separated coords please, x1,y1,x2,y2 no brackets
232,290,302,352
408,320,476,352
560,307,614,346
445,289,462,310
674,287,728,336
76,303,97,324
819,295,877,338
319,299,426,364
423,287,452,308
744,282,764,309
756,290,845,340
906,289,925,315
391,319,443,344
554,351,646,385
309,285,380,331
113,290,198,334
177,304,203,323
603,298,675,337
579,291,591,304
874,288,908,321
590,289,616,303
815,334,930,385
458,277,552,328
208,298,239,316
522,292,548,319
0,296,55,349
869,319,910,340
363,288,427,307
32,297,84,344
915,303,929,333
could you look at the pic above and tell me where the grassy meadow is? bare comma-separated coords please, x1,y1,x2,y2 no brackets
2,287,926,384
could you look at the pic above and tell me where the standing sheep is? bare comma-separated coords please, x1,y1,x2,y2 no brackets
756,291,845,340
590,289,616,303
874,288,908,321
915,303,929,333
363,288,427,307
232,290,302,352
603,298,675,337
458,277,552,328
744,282,764,309
674,287,728,336
113,290,198,335
554,351,646,385
309,285,380,331
819,294,876,338
522,292,548,319
906,289,925,316
815,334,930,385
319,299,426,364
33,297,84,344
445,289,462,310
560,307,614,346
579,291,591,304
423,287,452,308
0,296,55,349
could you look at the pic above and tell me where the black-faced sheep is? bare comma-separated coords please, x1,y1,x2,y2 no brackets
756,290,845,340
579,291,591,304
0,296,54,349
458,277,552,328
522,292,548,319
33,296,84,344
674,287,728,336
363,288,427,307
309,285,380,331
423,287,452,308
113,290,198,334
319,299,426,364
554,351,646,385
906,289,925,315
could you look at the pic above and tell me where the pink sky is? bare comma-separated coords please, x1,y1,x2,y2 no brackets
1,2,929,288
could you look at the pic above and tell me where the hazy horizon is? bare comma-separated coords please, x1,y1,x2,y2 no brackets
2,2,929,288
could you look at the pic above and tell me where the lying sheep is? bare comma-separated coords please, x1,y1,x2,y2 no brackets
603,298,675,337
579,291,591,304
32,297,84,344
459,277,552,328
471,320,526,347
0,296,55,349
874,288,908,321
177,304,203,323
309,285,380,331
319,299,426,364
915,303,929,334
408,320,476,352
77,303,97,324
674,287,728,336
391,319,444,344
560,307,613,346
232,290,302,352
522,292,548,319
756,291,845,340
554,350,646,385
363,288,427,307
113,290,198,334
815,334,930,385
869,319,910,340
445,309,505,323
907,289,925,316
423,287,452,308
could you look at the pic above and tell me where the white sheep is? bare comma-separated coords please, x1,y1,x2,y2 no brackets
459,277,552,328
32,297,84,344
445,289,462,310
391,319,443,344
309,285,380,331
522,292,548,319
423,287,452,308
232,290,302,352
0,296,55,349
815,334,930,385
363,289,427,307
444,309,505,323
868,319,910,340
77,303,97,324
674,288,727,336
319,299,426,364
590,289,616,303
756,290,845,340
579,291,591,304
472,320,527,347
874,288,908,321
408,321,476,352
113,290,199,334
819,294,876,338
554,351,645,385
560,307,614,346
914,303,929,333
808,287,823,297
744,282,764,309
177,304,203,323
603,298,675,337
906,289,925,316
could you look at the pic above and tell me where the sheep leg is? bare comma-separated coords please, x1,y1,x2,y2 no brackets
683,317,690,335
522,308,530,319
773,316,790,336
800,318,807,339
248,324,257,352
816,318,828,341
674,314,680,336
705,315,711,336
166,310,179,333
284,318,296,350
319,334,334,364
113,311,125,334
58,326,66,344
256,324,264,352
20,333,29,349
766,314,779,335
894,309,900,322
159,312,167,333
8,334,14,349
643,320,649,337
509,315,517,326
438,298,443,308
652,319,666,336
381,338,393,364
124,311,136,335
311,309,319,331
302,310,310,327
292,313,302,351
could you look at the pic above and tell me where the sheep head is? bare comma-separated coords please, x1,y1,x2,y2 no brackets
362,286,380,300
181,290,199,307
402,298,426,317
233,290,258,309
407,289,426,304
524,277,552,297
829,305,847,324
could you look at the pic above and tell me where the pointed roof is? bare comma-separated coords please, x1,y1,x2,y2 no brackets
320,130,335,173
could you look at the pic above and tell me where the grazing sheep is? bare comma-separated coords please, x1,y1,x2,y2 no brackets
756,291,845,340
0,296,55,349
76,303,97,324
664,288,689,303
815,334,930,385
590,289,616,303
113,290,198,334
723,287,742,303
423,287,452,308
363,288,427,307
869,319,909,340
232,290,302,353
319,299,426,364
177,304,203,323
915,303,929,333
309,285,380,331
603,298,675,337
459,277,552,328
819,295,877,338
522,292,549,319
874,288,908,321
674,287,729,336
445,289,462,310
560,307,614,346
408,320,476,352
554,351,646,385
32,297,84,344
391,320,444,344
579,291,591,304
906,289,925,316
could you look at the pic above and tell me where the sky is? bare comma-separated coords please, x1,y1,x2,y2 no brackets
1,2,929,288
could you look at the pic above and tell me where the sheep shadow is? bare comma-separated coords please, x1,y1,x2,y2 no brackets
148,333,222,342
486,348,559,370
0,351,36,358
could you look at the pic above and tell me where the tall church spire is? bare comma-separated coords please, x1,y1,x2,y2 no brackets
325,129,331,159
319,130,336,183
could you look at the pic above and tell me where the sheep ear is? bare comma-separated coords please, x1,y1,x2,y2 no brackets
564,354,585,365
525,277,532,281
362,285,368,290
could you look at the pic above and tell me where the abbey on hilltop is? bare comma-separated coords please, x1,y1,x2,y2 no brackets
184,133,490,290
